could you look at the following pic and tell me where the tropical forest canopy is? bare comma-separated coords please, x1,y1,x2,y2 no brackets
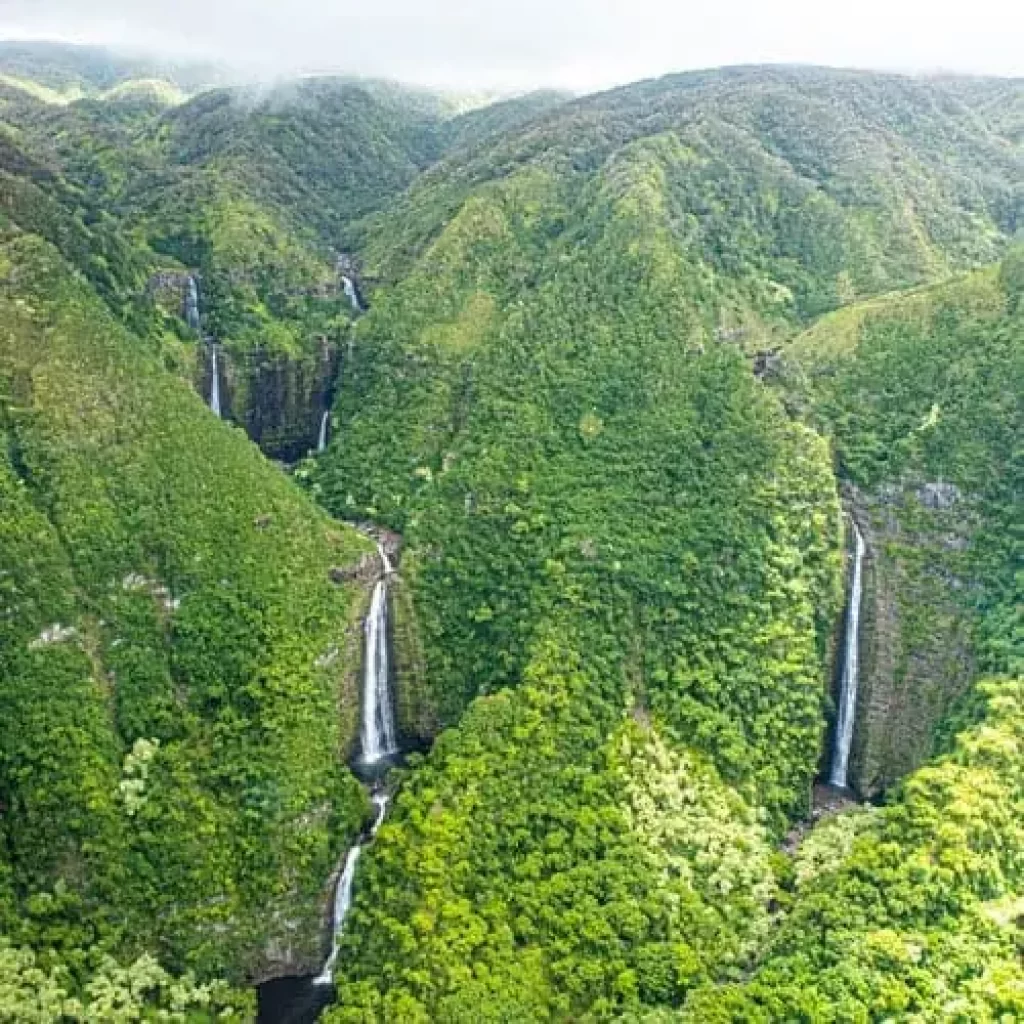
0,42,1020,1022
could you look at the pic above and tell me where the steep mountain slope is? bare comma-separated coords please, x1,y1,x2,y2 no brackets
355,66,1020,313
0,144,375,1003
0,54,1020,1022
310,67,1021,1021
783,253,1022,792
1,75,544,459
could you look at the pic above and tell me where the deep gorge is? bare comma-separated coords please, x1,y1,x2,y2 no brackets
0,49,1019,1023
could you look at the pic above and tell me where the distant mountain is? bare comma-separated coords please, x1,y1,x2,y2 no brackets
0,40,229,100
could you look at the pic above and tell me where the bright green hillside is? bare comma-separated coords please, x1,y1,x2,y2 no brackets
310,68,1021,1021
0,149,374,1012
0,51,1020,1023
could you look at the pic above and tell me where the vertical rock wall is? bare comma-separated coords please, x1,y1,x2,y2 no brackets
198,338,341,462
845,483,976,796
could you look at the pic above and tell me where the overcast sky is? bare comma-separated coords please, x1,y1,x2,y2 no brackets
2,0,1021,92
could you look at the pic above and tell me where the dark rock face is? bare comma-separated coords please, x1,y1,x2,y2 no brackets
844,482,977,797
147,270,194,317
329,552,380,586
752,349,783,379
197,338,341,462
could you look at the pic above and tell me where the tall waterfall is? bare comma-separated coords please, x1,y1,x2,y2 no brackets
361,548,398,765
209,346,222,418
341,276,362,314
318,410,331,452
314,791,389,986
313,544,398,987
829,522,866,789
185,275,201,332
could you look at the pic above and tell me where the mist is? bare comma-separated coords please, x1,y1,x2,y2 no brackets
2,0,1021,91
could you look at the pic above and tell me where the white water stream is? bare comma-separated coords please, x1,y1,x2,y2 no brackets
315,543,397,985
209,347,222,418
829,522,865,789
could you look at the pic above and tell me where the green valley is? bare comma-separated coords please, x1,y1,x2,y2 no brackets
0,40,1020,1024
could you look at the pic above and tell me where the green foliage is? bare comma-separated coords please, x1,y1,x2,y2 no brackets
1,56,1021,1021
685,677,1024,1022
790,259,1022,678
0,938,253,1022
313,67,1020,1021
317,153,845,819
0,230,372,981
326,621,779,1022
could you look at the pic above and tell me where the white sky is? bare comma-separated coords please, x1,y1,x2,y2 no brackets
1,0,1021,91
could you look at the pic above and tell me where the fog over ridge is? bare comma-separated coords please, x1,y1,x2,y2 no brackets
2,0,1021,91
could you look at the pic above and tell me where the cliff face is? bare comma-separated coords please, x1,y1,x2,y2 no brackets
846,483,977,796
389,568,438,748
198,338,341,463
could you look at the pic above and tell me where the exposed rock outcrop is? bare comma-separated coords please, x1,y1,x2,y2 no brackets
196,337,341,462
842,481,977,797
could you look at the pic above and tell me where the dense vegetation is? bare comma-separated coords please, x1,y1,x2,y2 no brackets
0,47,1021,1021
311,67,1021,1020
681,676,1022,1022
0,131,374,1012
785,257,1022,789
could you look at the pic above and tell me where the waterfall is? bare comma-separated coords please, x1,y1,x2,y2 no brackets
829,522,866,789
318,410,330,452
314,791,390,986
341,276,362,314
185,275,201,332
360,549,398,766
209,346,222,418
313,543,398,988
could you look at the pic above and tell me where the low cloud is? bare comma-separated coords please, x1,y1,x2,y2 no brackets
2,0,1021,91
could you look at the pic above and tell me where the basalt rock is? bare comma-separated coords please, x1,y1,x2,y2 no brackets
843,481,977,797
147,270,194,316
752,348,783,379
329,552,380,586
195,337,341,462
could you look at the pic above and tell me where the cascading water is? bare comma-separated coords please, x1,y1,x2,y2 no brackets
341,276,362,314
209,346,222,418
317,410,330,452
185,275,201,332
829,521,866,789
360,548,398,765
312,791,389,986
312,545,397,988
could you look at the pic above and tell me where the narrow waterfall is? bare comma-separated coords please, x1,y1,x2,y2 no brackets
209,346,222,418
317,410,330,452
185,275,201,332
341,276,362,314
361,548,398,765
314,545,398,987
312,792,390,986
829,522,866,789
